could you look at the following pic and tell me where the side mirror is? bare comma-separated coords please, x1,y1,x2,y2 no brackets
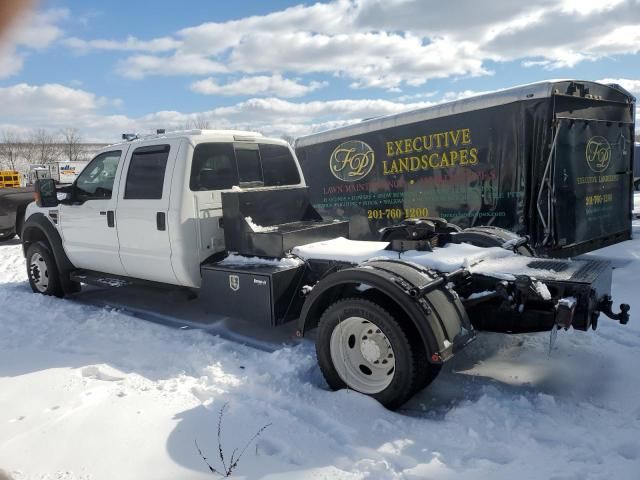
35,179,59,208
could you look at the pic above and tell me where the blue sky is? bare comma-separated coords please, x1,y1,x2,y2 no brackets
0,0,638,141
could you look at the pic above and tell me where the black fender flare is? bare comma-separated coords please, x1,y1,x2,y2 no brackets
298,260,475,363
22,213,75,277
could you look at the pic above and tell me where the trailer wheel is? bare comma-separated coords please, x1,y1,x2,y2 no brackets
26,241,63,297
316,298,419,409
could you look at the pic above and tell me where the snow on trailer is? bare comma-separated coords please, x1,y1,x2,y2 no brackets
295,79,636,258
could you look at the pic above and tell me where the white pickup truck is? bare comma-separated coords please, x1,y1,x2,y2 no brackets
22,129,630,409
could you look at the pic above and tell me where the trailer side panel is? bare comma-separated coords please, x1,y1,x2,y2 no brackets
297,100,543,241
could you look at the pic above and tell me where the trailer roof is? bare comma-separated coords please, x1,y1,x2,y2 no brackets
295,79,634,148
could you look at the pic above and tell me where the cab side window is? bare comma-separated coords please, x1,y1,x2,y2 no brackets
260,144,300,186
75,151,122,200
190,143,238,191
124,145,170,200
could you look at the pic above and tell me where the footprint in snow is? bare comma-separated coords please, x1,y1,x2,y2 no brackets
615,442,639,460
80,365,125,382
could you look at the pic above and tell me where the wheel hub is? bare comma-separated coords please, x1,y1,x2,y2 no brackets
360,339,381,363
360,329,392,366
329,316,396,394
29,253,49,292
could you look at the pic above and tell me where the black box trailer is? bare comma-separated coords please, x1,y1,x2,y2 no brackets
295,80,636,257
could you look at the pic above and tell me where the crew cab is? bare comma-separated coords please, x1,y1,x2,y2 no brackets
21,129,630,409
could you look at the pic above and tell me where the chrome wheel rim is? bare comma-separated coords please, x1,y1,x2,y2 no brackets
29,252,49,292
329,316,396,394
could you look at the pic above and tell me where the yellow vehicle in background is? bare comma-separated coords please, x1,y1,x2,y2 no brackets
0,171,22,189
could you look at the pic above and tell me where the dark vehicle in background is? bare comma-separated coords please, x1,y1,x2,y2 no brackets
295,80,636,257
0,186,33,241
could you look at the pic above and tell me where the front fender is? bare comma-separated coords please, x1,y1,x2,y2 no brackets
299,259,475,363
22,212,75,275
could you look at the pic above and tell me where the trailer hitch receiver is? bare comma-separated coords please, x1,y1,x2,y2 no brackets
599,295,630,325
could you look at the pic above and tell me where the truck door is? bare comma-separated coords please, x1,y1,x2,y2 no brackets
551,117,633,249
59,149,128,275
116,140,180,284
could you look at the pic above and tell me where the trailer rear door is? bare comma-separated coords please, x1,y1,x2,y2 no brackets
550,117,633,252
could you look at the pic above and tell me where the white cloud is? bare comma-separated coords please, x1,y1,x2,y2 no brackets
117,53,227,79
190,75,327,97
9,8,69,49
597,78,640,97
0,8,69,78
63,35,180,53
0,47,24,79
0,83,106,119
62,0,639,92
0,82,435,142
2,81,636,144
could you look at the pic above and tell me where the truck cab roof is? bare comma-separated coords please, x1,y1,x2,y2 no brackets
107,129,286,150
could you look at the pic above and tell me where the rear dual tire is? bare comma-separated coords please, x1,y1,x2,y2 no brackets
316,298,438,410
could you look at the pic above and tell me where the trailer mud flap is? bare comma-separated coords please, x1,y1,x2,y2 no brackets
549,117,633,254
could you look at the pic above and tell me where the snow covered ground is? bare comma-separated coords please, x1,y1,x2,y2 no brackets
1,201,640,479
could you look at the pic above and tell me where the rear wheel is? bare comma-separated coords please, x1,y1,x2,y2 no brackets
26,242,63,297
316,298,420,409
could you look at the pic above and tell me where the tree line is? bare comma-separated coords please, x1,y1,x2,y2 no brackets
0,128,93,171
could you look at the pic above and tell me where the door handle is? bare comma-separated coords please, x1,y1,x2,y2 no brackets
156,212,166,231
107,211,115,228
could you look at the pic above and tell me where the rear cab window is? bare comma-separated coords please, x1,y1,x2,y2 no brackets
190,142,300,191
124,145,170,200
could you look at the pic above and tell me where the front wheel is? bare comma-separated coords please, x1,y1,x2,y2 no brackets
316,298,420,409
26,242,63,297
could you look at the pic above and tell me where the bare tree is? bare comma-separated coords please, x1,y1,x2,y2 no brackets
0,129,22,170
31,128,61,164
179,113,212,130
60,127,85,161
192,114,211,129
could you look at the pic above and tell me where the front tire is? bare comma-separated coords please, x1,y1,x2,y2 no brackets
316,298,419,409
26,242,63,297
